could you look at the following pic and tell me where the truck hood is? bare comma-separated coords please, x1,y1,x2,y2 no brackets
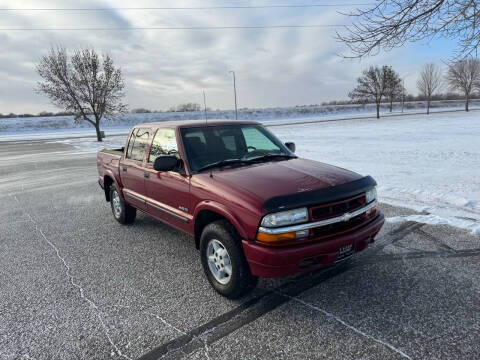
209,158,362,203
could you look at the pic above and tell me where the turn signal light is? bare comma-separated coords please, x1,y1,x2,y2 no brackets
256,231,296,243
369,205,377,216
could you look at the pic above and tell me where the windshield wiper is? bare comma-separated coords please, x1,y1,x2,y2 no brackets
197,154,296,172
244,153,297,162
196,158,250,172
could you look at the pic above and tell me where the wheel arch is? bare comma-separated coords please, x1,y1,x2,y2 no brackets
103,171,122,202
193,202,248,249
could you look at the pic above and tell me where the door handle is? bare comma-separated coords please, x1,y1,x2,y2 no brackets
122,166,127,172
144,172,150,179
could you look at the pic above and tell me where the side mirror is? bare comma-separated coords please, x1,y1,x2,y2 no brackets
285,142,296,153
153,156,178,172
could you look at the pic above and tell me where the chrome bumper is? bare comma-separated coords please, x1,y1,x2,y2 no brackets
258,200,377,235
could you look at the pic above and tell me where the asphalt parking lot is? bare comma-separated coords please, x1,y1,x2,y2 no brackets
1,140,479,360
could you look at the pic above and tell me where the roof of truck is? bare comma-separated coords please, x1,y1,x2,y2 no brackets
134,119,261,129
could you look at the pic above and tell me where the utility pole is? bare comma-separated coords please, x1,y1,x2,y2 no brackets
401,78,405,113
229,70,238,120
203,90,208,125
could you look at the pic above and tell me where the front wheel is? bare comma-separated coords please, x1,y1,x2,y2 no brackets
110,184,136,224
200,220,258,299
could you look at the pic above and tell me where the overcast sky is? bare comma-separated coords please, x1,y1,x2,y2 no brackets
0,0,455,114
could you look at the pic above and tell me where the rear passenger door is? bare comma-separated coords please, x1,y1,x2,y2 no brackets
144,128,192,232
120,127,151,210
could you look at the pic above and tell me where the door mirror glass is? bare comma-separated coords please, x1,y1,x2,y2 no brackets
285,142,296,153
153,156,178,172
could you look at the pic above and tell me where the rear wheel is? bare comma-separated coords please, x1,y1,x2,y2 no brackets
200,220,258,298
110,184,136,224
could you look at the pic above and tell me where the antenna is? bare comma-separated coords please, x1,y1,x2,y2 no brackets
203,90,208,125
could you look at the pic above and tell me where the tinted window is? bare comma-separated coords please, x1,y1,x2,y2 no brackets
222,134,236,152
126,128,151,162
241,127,278,151
184,129,206,146
149,128,179,163
181,125,289,172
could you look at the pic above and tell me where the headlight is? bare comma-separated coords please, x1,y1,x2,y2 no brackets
261,207,308,228
366,187,377,204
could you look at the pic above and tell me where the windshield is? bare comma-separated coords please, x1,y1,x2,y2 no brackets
181,124,293,172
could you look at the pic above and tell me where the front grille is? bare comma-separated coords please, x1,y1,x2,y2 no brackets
309,193,368,240
312,213,366,238
310,193,366,220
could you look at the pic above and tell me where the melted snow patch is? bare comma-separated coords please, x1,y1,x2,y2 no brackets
387,214,480,235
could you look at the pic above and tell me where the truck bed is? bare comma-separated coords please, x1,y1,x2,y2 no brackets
97,148,124,189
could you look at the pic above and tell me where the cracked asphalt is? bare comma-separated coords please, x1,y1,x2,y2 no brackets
1,140,479,360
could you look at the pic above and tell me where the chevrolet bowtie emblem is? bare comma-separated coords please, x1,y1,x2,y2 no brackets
341,212,353,222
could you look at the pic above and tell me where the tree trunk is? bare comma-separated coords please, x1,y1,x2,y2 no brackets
95,122,103,142
427,99,430,115
389,97,393,112
465,96,469,112
376,103,380,119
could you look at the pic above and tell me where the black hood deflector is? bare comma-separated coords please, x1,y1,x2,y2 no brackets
262,175,377,212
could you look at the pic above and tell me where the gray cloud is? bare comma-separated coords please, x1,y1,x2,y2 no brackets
0,0,448,114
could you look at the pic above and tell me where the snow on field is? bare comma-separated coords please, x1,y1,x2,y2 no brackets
273,112,480,234
1,100,479,140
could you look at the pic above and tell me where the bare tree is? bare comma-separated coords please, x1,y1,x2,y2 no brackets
176,103,202,112
36,46,127,141
384,66,403,112
131,108,151,114
336,0,480,59
349,65,387,118
446,58,480,111
417,63,443,114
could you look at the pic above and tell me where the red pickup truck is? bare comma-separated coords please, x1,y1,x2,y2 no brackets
97,120,384,298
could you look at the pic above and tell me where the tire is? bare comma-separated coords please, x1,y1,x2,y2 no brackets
110,184,136,224
200,220,258,299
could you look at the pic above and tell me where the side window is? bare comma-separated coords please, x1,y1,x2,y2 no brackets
241,126,278,151
126,128,151,162
222,135,237,152
125,131,136,159
215,128,242,153
149,128,179,163
184,129,206,146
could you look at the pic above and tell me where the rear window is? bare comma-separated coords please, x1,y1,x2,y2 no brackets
126,128,151,162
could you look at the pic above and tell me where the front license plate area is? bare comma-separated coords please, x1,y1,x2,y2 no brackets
336,244,354,262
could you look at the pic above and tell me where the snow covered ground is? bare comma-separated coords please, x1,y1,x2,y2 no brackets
1,99,479,139
273,112,480,235
1,109,479,234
